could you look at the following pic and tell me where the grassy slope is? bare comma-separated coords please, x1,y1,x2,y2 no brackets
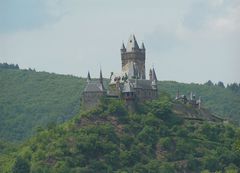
0,69,85,142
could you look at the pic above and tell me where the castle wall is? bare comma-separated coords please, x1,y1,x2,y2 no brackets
82,92,105,109
135,88,158,101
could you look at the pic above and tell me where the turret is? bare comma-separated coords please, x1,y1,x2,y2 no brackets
100,68,103,84
151,68,158,90
141,42,145,52
149,69,152,80
198,96,201,109
121,34,146,79
152,68,157,81
99,68,105,91
87,71,91,83
121,42,126,53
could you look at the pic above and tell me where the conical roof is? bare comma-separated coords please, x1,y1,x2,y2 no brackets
126,34,139,52
87,71,91,82
152,68,157,81
99,68,105,90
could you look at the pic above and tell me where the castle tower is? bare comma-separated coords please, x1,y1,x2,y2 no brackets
82,70,106,109
151,68,158,90
121,35,146,79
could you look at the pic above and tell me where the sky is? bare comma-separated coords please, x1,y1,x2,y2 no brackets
0,0,239,84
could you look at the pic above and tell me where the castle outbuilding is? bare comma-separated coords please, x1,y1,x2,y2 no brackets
82,35,158,109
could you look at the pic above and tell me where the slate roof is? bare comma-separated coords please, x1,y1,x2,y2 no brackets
129,79,153,90
84,81,105,92
126,34,139,52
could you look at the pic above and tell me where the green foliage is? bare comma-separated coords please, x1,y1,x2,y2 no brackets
145,94,172,119
227,83,240,94
0,62,19,70
0,96,240,172
159,162,175,173
107,99,127,117
0,68,85,141
0,68,240,172
1,68,240,143
159,81,240,124
12,156,30,173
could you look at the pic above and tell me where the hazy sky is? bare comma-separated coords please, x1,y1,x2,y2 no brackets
0,0,239,84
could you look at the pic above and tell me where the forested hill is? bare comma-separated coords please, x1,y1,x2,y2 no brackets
0,67,85,142
159,81,240,124
0,65,240,142
1,97,240,173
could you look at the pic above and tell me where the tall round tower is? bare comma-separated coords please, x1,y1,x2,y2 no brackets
121,35,146,79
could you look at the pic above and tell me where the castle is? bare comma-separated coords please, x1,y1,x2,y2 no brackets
82,35,158,109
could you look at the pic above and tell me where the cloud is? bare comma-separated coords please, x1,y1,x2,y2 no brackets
0,0,67,33
208,3,240,34
0,0,239,84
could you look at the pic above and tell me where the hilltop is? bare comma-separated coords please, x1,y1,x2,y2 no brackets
0,66,240,142
0,95,240,173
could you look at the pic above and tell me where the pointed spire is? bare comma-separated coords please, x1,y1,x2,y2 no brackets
100,68,103,83
141,42,145,50
151,67,158,89
121,42,126,50
121,42,126,53
87,71,91,82
152,68,157,81
99,68,105,90
126,34,139,52
149,69,153,80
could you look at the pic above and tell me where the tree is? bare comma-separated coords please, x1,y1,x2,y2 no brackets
202,155,218,172
159,163,175,173
224,164,239,173
227,83,240,93
217,81,225,88
137,126,158,145
204,80,214,86
146,96,172,120
108,100,127,116
12,156,30,173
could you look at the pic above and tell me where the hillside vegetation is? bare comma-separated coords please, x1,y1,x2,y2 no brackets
0,66,239,142
0,95,240,173
159,81,240,123
0,68,85,141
